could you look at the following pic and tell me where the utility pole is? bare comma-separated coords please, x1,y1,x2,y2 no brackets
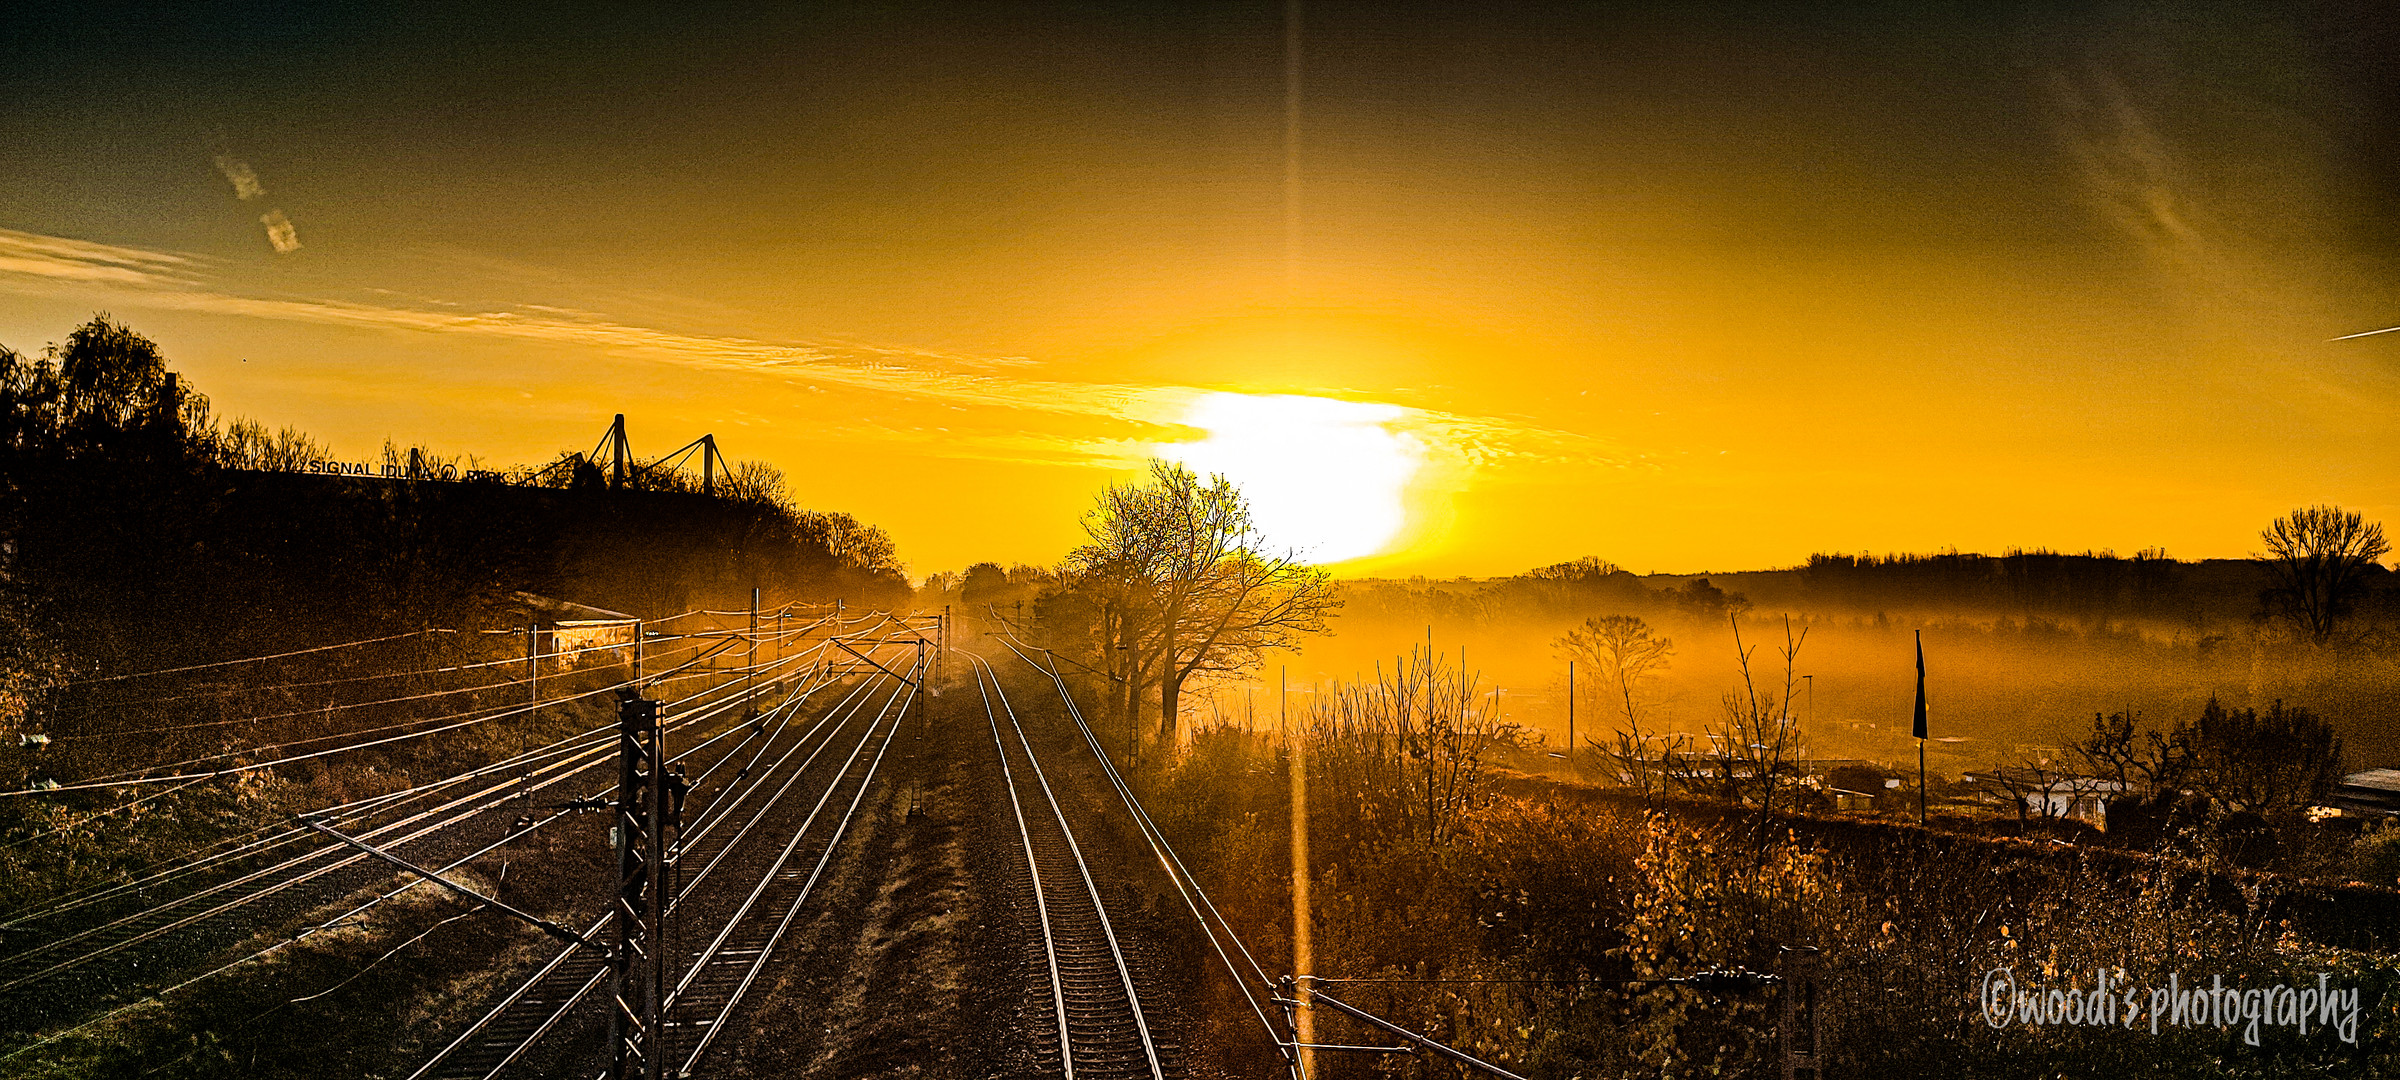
516,623,538,822
747,588,760,721
1566,660,1575,769
702,434,717,496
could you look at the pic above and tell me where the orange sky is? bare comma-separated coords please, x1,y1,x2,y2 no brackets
1,3,2394,578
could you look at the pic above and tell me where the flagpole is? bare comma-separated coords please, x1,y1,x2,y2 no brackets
1914,629,1927,826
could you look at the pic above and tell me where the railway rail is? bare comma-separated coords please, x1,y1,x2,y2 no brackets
0,633,766,1012
413,616,929,1080
964,648,1171,1080
0,611,935,1077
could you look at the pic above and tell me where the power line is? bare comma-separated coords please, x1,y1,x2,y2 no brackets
46,672,539,740
53,629,454,687
3,639,733,798
0,610,864,1064
43,630,717,713
3,620,839,938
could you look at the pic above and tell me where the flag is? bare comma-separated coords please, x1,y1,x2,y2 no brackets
1912,630,1927,740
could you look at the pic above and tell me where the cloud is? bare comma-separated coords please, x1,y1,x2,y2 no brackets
0,227,201,287
259,211,301,254
0,226,1618,471
213,154,266,201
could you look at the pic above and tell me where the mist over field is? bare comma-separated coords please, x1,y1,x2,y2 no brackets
1175,554,2400,777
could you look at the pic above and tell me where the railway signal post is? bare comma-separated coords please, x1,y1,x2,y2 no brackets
610,690,671,1080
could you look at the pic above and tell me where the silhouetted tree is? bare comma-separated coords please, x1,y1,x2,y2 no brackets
2257,505,2389,644
959,562,1018,608
1671,577,1750,623
2073,697,2341,841
1067,460,1337,739
2069,707,2193,798
1556,614,1677,796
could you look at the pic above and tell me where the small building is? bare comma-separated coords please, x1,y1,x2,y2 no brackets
1960,767,2124,824
502,591,640,668
2331,769,2400,817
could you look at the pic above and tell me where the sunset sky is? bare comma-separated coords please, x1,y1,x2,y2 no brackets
2,2,2395,577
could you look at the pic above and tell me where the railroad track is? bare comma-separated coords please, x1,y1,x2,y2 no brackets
408,674,868,1080
965,650,1171,1080
413,623,928,1080
0,624,831,1049
0,615,935,1074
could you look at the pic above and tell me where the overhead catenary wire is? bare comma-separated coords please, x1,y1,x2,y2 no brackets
0,725,633,987
0,611,894,1067
42,629,724,715
48,670,550,740
671,647,923,1075
51,629,455,687
438,667,874,1072
3,637,738,797
408,638,912,1080
0,635,833,1047
4,614,846,929
0,630,824,934
0,723,619,931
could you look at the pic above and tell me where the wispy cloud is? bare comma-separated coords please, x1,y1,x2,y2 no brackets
259,211,301,254
213,154,266,201
0,226,1618,470
0,228,202,287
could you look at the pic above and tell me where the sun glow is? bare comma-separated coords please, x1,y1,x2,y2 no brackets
1163,392,1422,564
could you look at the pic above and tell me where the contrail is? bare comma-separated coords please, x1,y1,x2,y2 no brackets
2330,325,2400,342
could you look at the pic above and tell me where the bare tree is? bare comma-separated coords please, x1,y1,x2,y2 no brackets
2068,707,2191,801
1679,615,1807,820
721,459,790,506
1556,614,1676,795
1066,460,1338,739
1064,472,1175,729
1305,647,1503,846
2258,505,2389,645
1975,758,2078,832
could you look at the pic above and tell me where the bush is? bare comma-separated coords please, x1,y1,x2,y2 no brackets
2351,819,2400,887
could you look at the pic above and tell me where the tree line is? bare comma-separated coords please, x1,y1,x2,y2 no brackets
0,315,909,697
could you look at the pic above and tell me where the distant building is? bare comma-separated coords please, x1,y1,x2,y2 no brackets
503,591,640,668
1960,767,2123,824
2332,769,2400,817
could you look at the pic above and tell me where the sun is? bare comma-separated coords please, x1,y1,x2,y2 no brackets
1161,392,1422,563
